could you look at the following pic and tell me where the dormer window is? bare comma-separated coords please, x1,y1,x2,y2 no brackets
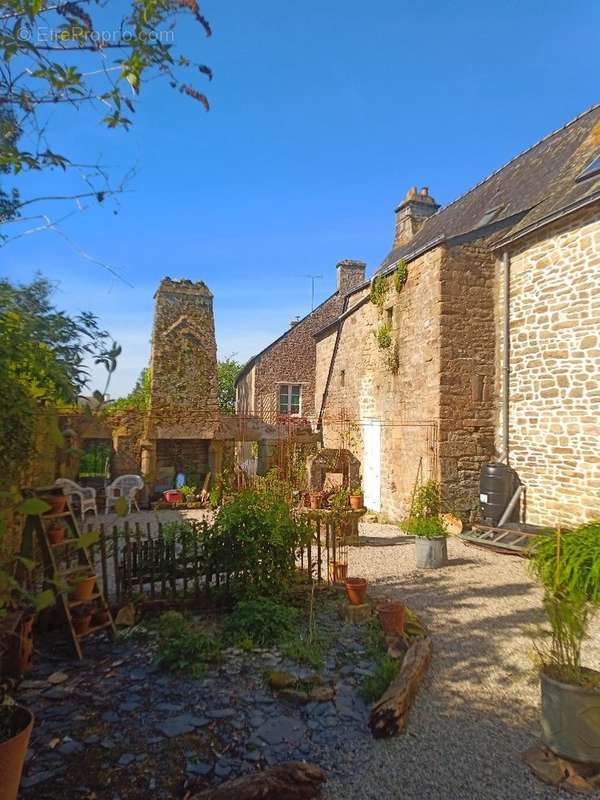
575,154,600,183
476,205,505,228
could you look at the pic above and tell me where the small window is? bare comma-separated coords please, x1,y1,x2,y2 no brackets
576,154,600,183
340,369,345,387
279,384,301,415
386,307,393,326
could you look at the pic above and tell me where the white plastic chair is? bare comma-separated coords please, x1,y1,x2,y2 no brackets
104,474,144,514
54,478,98,521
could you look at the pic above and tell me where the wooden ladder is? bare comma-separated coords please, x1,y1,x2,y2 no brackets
20,486,116,659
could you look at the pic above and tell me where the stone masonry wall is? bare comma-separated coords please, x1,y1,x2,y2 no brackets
495,205,600,527
439,242,497,517
249,292,346,420
148,278,219,438
318,248,443,520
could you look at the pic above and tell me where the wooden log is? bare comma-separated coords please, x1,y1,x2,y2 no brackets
189,762,326,800
369,636,432,739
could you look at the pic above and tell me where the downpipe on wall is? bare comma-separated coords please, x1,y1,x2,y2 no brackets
502,250,510,465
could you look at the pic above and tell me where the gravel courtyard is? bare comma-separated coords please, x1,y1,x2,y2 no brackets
326,523,600,800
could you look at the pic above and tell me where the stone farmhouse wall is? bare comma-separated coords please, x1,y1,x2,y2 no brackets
439,242,497,516
317,248,443,521
495,204,600,527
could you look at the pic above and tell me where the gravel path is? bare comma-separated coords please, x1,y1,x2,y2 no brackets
326,523,600,800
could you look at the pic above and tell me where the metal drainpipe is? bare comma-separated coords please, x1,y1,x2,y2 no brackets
502,250,511,465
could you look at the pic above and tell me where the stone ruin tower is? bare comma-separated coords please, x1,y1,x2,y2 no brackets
142,278,220,486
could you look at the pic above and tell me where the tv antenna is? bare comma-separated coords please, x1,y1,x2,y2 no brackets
306,274,323,311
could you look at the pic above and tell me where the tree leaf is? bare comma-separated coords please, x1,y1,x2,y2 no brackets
19,498,51,516
33,589,55,612
74,531,100,549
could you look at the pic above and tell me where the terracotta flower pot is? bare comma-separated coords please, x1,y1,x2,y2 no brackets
328,562,348,584
47,524,66,545
44,495,67,515
72,612,92,636
349,494,364,510
71,576,96,602
92,609,110,627
345,577,368,606
309,493,322,510
0,705,34,800
378,601,405,635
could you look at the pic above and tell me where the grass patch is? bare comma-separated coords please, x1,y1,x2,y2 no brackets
281,633,326,669
359,655,400,702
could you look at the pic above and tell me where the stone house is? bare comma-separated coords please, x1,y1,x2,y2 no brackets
313,106,600,527
235,260,366,421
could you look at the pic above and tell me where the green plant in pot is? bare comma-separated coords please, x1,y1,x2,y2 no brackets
529,521,600,763
402,481,448,569
349,484,364,511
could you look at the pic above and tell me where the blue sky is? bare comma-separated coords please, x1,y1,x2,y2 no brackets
3,0,600,397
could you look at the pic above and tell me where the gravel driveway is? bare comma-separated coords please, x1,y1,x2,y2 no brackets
326,523,600,800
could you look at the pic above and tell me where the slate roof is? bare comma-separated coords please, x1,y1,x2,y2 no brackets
376,104,600,274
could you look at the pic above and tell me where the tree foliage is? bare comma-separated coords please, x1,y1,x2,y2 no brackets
107,367,151,413
0,1,213,227
0,275,112,481
217,356,242,414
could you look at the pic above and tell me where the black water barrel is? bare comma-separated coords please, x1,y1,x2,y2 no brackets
479,462,520,526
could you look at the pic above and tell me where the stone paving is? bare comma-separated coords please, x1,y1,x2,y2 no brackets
17,597,377,799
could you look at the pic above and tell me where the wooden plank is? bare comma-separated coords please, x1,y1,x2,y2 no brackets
99,523,108,599
123,521,131,599
147,522,156,600
134,522,143,593
112,525,120,603
158,523,166,598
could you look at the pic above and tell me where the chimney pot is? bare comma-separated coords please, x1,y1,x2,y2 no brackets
421,187,429,196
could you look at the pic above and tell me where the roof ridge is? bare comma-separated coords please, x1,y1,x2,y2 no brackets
420,103,600,225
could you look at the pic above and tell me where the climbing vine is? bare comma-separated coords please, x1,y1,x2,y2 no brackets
369,276,388,312
394,260,409,292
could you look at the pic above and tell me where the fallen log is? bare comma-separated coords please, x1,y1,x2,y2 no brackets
190,762,326,800
369,636,432,738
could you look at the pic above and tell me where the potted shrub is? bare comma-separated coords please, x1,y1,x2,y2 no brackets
43,494,67,515
529,522,600,763
70,574,97,602
405,516,449,568
0,703,34,800
349,485,364,511
403,480,449,569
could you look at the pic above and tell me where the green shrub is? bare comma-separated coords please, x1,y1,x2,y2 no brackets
529,522,600,685
156,611,221,678
403,516,447,539
203,488,310,599
369,275,388,310
359,655,400,701
281,634,325,669
224,597,300,647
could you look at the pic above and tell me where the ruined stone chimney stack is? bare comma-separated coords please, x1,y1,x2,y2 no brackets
336,259,367,295
393,187,439,249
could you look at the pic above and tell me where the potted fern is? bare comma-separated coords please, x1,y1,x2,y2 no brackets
402,481,448,569
529,521,600,763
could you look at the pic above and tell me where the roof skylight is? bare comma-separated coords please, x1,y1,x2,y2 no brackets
575,154,600,183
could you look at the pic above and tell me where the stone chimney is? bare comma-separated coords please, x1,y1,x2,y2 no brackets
393,187,439,249
336,259,366,295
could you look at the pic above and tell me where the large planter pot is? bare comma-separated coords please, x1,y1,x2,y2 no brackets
378,601,405,634
345,577,368,605
541,669,600,763
415,536,448,569
48,524,66,545
163,490,183,504
73,612,92,636
0,705,34,800
309,493,322,510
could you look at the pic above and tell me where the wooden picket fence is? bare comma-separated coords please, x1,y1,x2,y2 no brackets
81,515,348,601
